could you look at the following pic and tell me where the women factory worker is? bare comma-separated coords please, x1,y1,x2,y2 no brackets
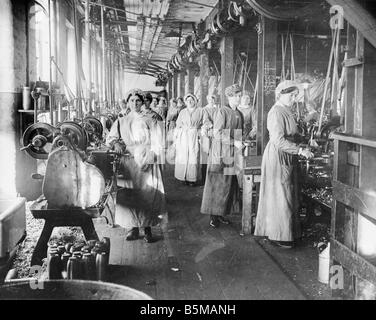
201,93,220,184
174,93,204,186
201,84,243,228
254,80,314,248
106,89,166,243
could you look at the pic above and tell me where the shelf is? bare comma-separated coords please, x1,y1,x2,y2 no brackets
332,132,376,149
18,109,34,113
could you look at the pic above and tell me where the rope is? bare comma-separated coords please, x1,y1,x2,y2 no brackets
281,35,286,81
330,26,341,116
318,28,339,132
290,34,295,81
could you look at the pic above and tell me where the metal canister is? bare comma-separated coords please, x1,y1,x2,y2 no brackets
47,243,58,256
57,245,66,255
91,247,100,261
67,256,82,280
96,252,108,281
65,242,73,253
22,87,31,110
48,253,62,280
101,237,111,254
87,240,97,250
72,251,83,259
61,252,72,273
47,249,59,264
70,243,84,253
81,246,91,254
82,253,96,280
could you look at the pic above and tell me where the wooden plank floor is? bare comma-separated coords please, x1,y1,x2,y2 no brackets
95,165,306,300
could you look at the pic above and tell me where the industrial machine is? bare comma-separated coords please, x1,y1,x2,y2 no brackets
298,118,340,224
20,116,119,266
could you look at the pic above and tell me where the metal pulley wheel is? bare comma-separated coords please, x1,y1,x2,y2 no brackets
55,121,89,151
210,16,220,35
216,10,231,33
229,2,246,26
172,55,181,70
167,61,175,73
82,116,104,141
21,123,56,159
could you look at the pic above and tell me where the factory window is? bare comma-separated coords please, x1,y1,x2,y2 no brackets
66,22,77,97
29,0,50,83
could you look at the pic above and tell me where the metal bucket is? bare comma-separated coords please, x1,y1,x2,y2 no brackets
0,279,153,300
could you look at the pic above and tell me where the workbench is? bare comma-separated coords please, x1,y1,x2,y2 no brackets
241,155,262,236
28,190,117,267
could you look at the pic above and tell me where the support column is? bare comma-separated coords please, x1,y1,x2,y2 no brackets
100,1,106,105
172,73,178,98
167,77,172,101
199,52,209,108
0,0,28,198
220,35,234,107
56,0,67,99
178,71,185,98
256,16,277,155
85,0,92,105
185,66,195,95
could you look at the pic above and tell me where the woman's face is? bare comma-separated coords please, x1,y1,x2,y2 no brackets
159,98,166,106
228,92,242,109
185,96,196,109
128,95,142,112
241,95,251,106
207,96,216,105
177,99,184,107
278,90,298,107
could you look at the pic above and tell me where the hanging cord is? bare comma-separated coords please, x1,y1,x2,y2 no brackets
233,58,239,83
280,23,290,81
318,27,339,132
330,25,341,116
51,57,76,102
337,47,347,120
242,39,251,91
281,34,286,81
290,33,296,81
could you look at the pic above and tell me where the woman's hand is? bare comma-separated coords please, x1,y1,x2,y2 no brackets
113,141,126,155
299,148,314,159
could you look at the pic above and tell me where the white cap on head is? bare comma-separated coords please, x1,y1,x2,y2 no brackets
184,93,198,104
275,80,301,96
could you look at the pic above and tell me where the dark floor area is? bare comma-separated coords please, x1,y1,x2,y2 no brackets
95,165,333,300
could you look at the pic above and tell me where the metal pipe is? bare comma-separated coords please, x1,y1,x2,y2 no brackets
101,1,106,105
48,0,54,125
85,0,92,108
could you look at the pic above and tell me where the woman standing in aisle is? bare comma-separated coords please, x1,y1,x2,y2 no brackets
201,84,243,228
174,93,204,186
254,80,314,248
106,90,166,243
201,93,220,184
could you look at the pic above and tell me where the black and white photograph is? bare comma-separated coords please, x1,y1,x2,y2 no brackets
0,0,376,304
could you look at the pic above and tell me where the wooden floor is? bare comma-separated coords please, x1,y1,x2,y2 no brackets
95,166,306,300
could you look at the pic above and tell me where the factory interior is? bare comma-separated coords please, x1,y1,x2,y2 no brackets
1,0,376,301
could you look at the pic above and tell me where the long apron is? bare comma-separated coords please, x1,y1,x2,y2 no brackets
254,103,301,241
200,106,243,216
106,111,166,228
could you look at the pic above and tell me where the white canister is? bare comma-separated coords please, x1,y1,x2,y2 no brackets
318,242,330,284
22,87,31,110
